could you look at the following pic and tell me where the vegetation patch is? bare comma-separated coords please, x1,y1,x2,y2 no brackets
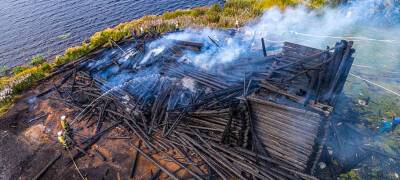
29,55,46,66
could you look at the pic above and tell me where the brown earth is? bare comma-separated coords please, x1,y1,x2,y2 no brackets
0,73,187,180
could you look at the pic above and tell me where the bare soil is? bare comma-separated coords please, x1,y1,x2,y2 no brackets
0,72,183,180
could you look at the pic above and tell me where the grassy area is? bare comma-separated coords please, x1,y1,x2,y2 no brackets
0,0,330,116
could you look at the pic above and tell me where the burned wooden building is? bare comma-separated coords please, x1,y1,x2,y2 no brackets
32,30,355,179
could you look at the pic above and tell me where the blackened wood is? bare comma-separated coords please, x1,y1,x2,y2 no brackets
261,38,267,57
131,144,179,180
149,168,161,180
130,141,141,178
94,149,107,161
32,153,62,180
208,36,220,48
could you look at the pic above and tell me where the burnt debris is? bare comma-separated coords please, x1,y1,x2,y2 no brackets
35,30,355,179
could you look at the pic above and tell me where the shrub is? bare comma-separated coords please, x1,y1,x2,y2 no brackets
190,8,206,17
88,28,129,49
12,66,27,75
12,76,34,94
206,11,221,23
54,55,67,66
11,67,47,94
163,11,178,20
209,4,222,13
29,55,46,66
65,43,90,60
308,0,326,8
90,30,113,49
275,0,302,9
40,63,52,73
206,4,223,23
0,66,9,76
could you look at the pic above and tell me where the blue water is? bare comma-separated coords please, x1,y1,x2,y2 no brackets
0,0,221,67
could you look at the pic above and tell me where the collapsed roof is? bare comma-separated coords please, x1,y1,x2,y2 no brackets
32,29,355,179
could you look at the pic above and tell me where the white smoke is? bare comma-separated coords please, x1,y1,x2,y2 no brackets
181,77,196,92
142,0,399,72
140,46,165,64
98,0,399,99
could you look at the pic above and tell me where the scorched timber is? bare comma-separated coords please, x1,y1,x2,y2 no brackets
35,31,355,179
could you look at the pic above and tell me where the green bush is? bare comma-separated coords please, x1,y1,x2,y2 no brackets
11,68,46,94
29,55,46,66
54,55,67,66
12,77,34,94
53,42,92,67
88,28,129,49
40,63,52,73
65,43,90,60
12,66,27,75
206,11,221,23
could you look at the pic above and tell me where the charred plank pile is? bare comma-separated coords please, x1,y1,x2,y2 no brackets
39,30,355,179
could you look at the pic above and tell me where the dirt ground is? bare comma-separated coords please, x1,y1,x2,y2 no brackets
0,73,186,180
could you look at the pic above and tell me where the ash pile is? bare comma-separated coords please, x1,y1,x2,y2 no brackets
41,29,355,179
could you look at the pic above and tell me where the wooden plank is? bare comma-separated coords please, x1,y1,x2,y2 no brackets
247,96,321,119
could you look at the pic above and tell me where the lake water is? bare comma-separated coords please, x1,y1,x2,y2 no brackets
0,0,221,67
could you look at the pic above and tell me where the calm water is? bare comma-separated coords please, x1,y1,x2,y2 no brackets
0,0,221,67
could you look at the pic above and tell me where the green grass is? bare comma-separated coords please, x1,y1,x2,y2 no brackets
190,8,206,17
0,0,330,116
162,9,192,20
0,98,14,117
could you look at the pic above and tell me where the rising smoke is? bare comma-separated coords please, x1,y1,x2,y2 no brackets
143,0,400,70
90,0,399,100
